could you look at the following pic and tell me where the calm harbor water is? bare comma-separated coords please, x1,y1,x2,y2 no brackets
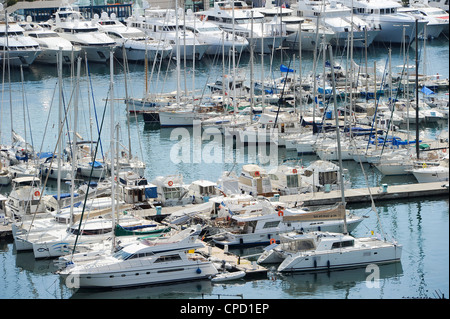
0,35,448,299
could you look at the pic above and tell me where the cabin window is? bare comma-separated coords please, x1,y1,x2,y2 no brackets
155,254,182,263
157,268,184,273
263,221,280,229
331,240,354,249
287,175,299,188
163,187,183,200
269,174,279,181
303,170,313,177
319,171,338,185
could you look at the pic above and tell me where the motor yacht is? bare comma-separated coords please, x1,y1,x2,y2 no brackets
94,12,172,61
196,1,287,54
51,5,116,63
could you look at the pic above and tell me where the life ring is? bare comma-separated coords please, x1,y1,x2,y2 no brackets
34,190,40,197
292,168,298,174
422,163,427,169
443,148,447,153
254,171,260,177
278,210,284,217
168,181,173,186
269,238,276,245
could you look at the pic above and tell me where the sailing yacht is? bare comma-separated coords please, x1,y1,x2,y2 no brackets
196,0,287,54
0,157,12,186
257,230,402,271
292,0,380,48
58,225,218,288
125,8,209,60
51,5,116,63
29,209,168,259
410,154,449,183
94,12,172,61
257,43,402,272
338,0,428,44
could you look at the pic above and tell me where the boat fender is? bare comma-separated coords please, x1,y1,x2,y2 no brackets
278,210,284,217
313,260,317,268
327,260,330,269
196,267,202,274
269,238,276,245
239,238,244,245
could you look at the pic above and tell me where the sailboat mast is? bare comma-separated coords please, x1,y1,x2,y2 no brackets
250,11,254,124
415,19,419,159
57,48,63,201
110,49,116,252
328,44,347,234
70,57,81,225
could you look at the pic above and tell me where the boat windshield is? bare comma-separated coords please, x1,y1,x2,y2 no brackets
197,26,221,32
113,250,133,260
35,33,60,38
122,32,146,39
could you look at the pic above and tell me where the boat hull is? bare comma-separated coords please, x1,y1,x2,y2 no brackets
278,240,402,272
61,262,217,288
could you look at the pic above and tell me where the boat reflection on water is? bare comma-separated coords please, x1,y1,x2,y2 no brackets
271,263,404,297
70,279,214,299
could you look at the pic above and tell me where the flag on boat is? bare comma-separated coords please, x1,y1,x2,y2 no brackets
420,86,435,95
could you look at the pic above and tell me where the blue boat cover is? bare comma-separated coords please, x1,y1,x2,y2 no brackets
89,161,103,168
421,86,434,95
280,64,294,73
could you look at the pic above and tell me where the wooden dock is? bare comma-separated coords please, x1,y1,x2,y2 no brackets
280,181,449,206
198,244,268,279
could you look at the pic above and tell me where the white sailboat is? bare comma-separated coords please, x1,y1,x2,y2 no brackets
258,230,402,271
258,43,402,272
410,155,449,183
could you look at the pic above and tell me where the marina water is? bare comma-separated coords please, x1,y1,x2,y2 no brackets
0,35,448,299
